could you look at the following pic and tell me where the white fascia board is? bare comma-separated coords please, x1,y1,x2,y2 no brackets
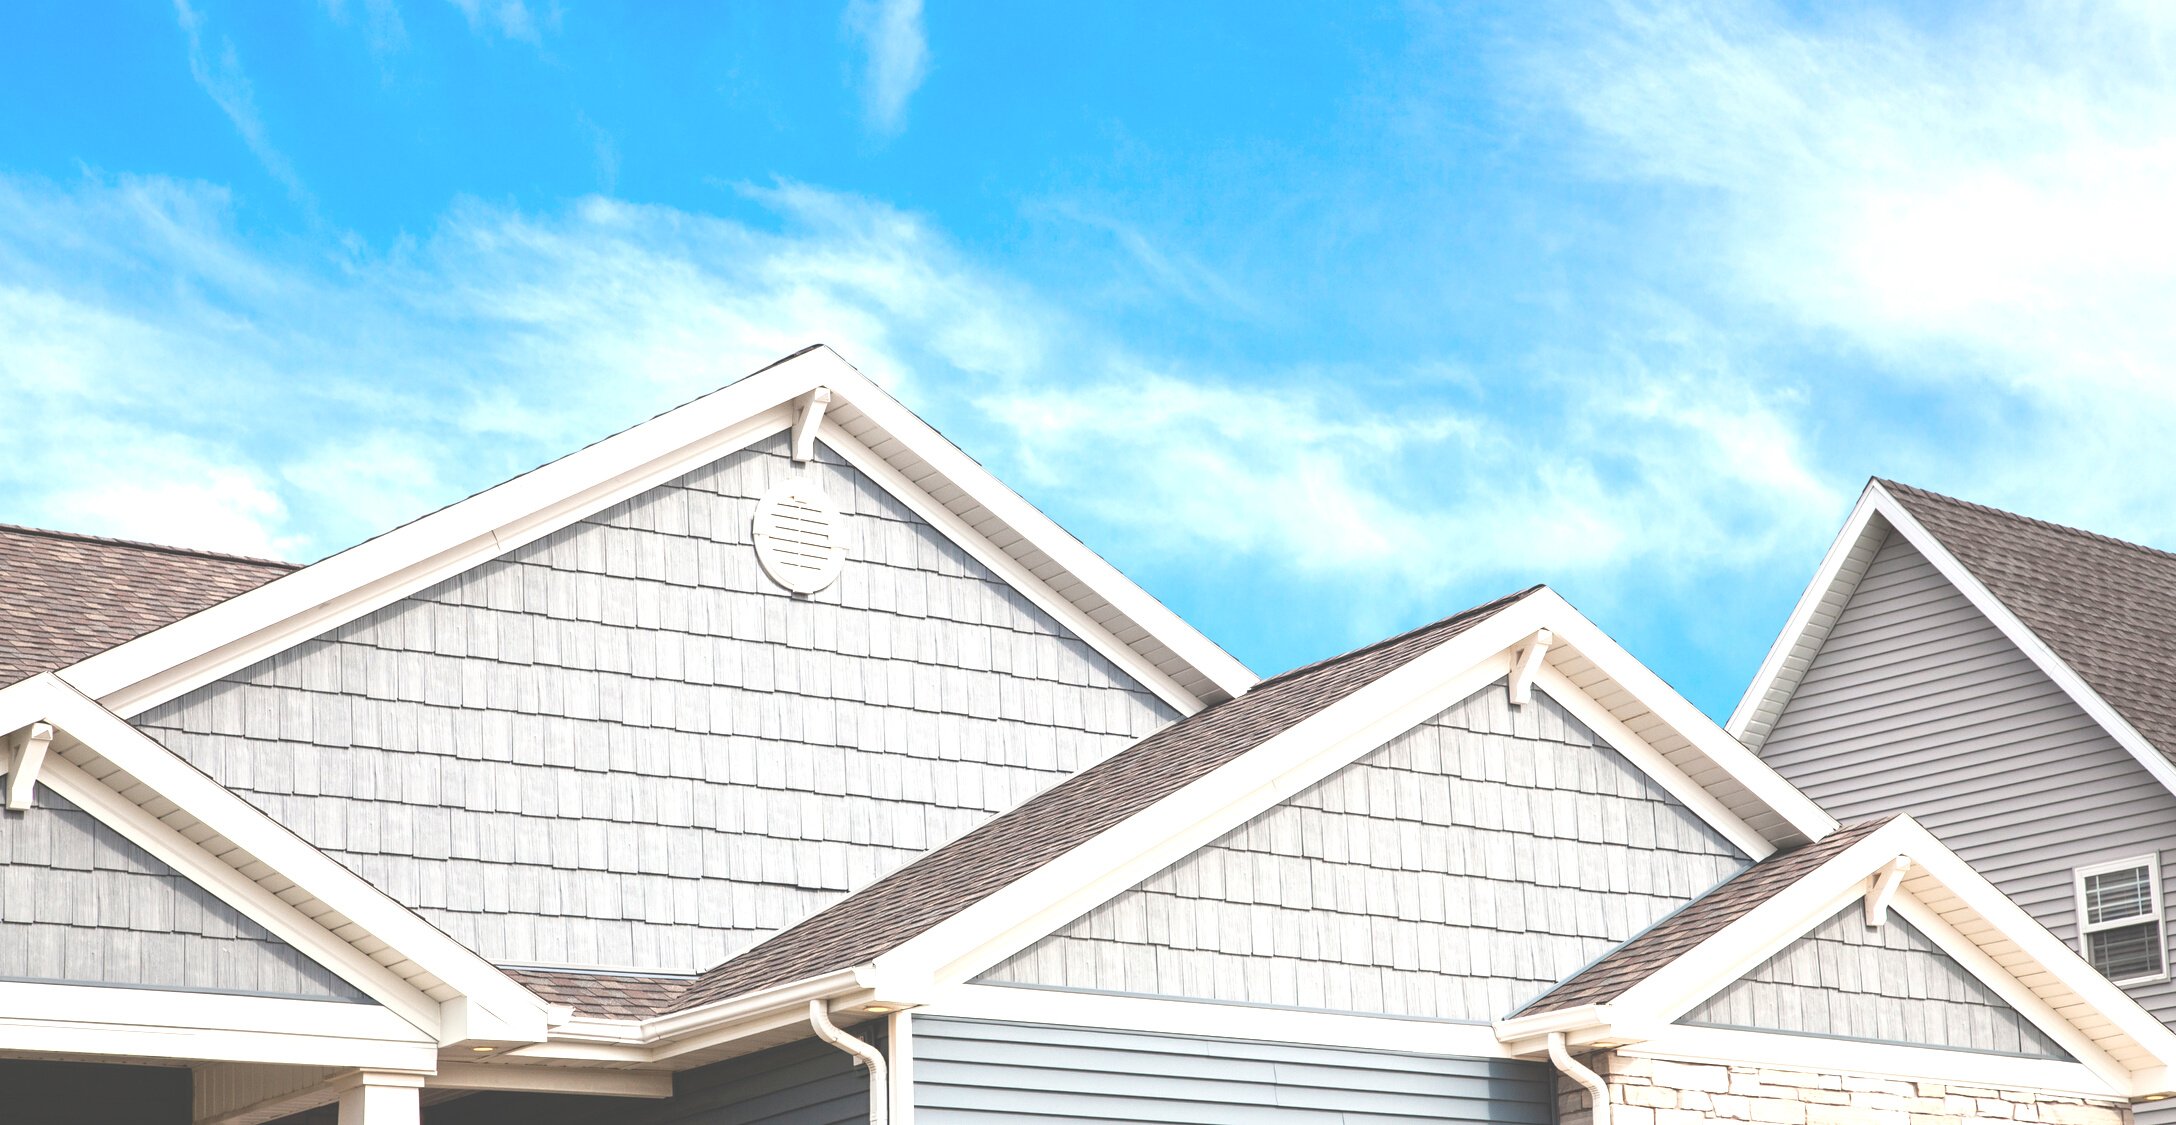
427,1062,672,1098
1523,588,1837,845
60,345,1251,722
2,675,551,1044
0,981,435,1070
1862,484,2176,807
503,968,873,1066
1630,1025,2123,1101
868,601,1550,993
1727,483,1888,745
826,367,1258,704
926,982,1512,1060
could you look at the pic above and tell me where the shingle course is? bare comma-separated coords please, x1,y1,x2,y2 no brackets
502,966,694,1020
0,524,292,688
1881,480,2176,769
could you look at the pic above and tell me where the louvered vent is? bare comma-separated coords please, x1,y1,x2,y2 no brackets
752,478,847,595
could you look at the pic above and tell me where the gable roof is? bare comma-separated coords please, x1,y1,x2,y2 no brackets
1732,478,2176,799
53,346,1257,719
666,586,1544,1013
0,525,292,688
1498,813,2176,1098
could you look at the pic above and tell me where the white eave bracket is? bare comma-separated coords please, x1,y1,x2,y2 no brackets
1865,855,1912,926
792,387,833,464
3,721,54,810
1508,629,1554,708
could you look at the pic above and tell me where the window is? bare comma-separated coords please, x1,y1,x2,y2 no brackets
2076,856,2168,983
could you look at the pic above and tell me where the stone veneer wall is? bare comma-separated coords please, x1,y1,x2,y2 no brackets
1555,1052,2128,1125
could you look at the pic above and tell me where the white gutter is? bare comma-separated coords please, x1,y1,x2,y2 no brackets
1549,1031,1611,1125
809,1000,888,1125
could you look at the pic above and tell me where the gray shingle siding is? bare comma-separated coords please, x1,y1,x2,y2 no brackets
978,683,1750,1020
913,1017,1553,1124
132,432,1179,972
1680,904,2071,1058
0,787,368,1002
1759,528,2176,1027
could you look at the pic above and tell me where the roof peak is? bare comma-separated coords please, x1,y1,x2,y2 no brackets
1876,478,2176,566
0,522,297,570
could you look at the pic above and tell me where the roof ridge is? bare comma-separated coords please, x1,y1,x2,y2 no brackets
1877,479,2176,566
1249,584,1546,691
0,523,298,570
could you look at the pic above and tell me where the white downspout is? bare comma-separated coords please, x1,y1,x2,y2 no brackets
810,1000,889,1125
1547,1032,1611,1125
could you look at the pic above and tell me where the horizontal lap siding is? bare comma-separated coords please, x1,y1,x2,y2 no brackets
132,433,1178,971
981,684,1748,1020
913,1017,1552,1124
1681,905,2069,1058
1760,530,2176,1026
0,787,368,1001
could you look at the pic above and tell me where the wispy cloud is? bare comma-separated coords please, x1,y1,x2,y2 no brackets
448,0,543,43
172,0,311,205
842,0,929,135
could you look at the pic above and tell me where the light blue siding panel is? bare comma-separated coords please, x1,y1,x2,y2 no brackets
912,1017,1551,1125
1759,529,2176,1028
134,432,1179,972
1679,904,2069,1058
0,788,369,1002
980,683,1748,1020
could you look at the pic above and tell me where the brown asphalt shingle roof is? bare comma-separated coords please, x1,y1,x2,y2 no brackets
0,524,294,688
666,585,1545,1013
1517,816,1895,1015
503,967,695,1021
1881,480,2176,770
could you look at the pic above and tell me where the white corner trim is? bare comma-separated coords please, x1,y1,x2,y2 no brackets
924,983,1512,1060
0,981,435,1070
1630,1025,2123,1100
1507,629,1553,707
1864,855,1910,926
2,718,52,809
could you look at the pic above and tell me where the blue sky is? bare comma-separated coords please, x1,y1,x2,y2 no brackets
4,1,2173,718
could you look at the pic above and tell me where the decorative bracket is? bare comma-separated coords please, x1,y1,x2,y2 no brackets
4,721,55,811
1508,629,1554,708
1864,855,1912,926
792,387,834,464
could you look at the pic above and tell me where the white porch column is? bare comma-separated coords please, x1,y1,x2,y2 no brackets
331,1071,426,1125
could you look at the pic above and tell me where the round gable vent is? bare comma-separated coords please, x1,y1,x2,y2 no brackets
752,478,848,595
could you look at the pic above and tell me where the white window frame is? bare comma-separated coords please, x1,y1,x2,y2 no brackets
2074,854,2170,985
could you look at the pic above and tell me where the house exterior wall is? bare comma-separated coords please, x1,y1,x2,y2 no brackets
1680,905,2070,1059
0,786,367,1001
0,1059,191,1125
418,1031,873,1125
1554,1051,2126,1125
1757,529,2176,1026
131,432,1179,972
912,1016,1553,1123
979,684,1750,1020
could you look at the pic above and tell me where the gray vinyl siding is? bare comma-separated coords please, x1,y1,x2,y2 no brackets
914,1017,1552,1124
0,787,368,1001
1759,529,2176,1029
1679,904,2070,1058
133,432,1179,972
419,1028,875,1125
979,683,1749,1021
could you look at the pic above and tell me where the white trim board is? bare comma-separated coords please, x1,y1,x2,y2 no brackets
1729,480,2176,805
0,981,433,1070
1629,1025,2122,1100
55,346,1254,720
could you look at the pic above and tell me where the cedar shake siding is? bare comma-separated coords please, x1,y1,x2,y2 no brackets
979,683,1750,1019
131,432,1179,971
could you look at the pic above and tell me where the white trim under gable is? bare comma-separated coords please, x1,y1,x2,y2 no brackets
55,346,1255,721
0,673,552,1048
0,981,435,1070
1728,480,2176,809
856,588,1836,1001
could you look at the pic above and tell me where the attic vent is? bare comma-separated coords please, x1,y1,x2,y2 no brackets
752,478,847,595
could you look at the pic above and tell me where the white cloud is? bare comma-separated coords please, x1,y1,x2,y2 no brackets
172,0,311,204
1528,0,2176,536
842,0,929,135
448,0,542,43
